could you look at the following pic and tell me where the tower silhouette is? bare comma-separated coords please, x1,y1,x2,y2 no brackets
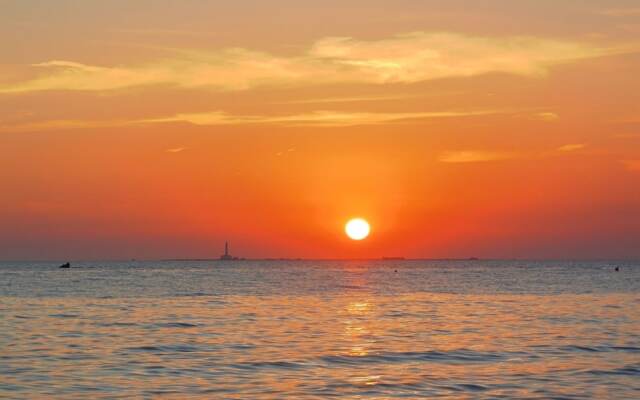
220,241,233,260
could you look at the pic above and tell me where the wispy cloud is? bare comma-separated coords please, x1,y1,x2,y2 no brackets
0,108,507,132
439,143,586,163
0,119,128,132
274,94,414,105
535,112,560,121
166,147,187,153
276,148,296,156
438,150,517,163
142,109,503,127
0,32,608,94
556,143,586,152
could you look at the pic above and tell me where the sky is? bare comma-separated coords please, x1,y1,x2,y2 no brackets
1,0,639,260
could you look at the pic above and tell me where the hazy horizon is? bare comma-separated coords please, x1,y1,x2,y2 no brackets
2,257,640,263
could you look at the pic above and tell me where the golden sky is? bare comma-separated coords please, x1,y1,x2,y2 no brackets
1,0,639,259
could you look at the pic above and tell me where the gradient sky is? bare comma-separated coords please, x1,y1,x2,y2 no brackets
1,0,639,260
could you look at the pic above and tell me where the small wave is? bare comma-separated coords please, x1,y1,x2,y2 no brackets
611,346,640,353
338,285,365,290
144,365,166,370
126,344,201,353
48,313,79,318
97,322,138,327
560,345,600,352
234,360,306,371
321,349,508,366
456,383,488,391
559,344,640,353
585,364,640,376
176,292,210,297
197,388,237,395
155,322,199,328
3,367,35,375
59,353,99,361
383,311,413,318
231,343,256,350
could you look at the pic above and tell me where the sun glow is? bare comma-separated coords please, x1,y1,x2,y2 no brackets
345,218,370,240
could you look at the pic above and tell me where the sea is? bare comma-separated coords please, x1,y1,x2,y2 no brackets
1,260,639,399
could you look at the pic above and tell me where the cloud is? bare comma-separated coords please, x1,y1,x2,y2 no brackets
0,119,127,132
438,150,517,163
556,143,586,152
622,160,640,171
274,94,414,105
166,147,187,153
142,109,503,127
276,148,295,157
308,33,602,82
0,108,507,132
535,112,560,121
0,32,607,94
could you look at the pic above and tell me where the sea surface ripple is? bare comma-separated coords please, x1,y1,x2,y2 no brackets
1,260,639,399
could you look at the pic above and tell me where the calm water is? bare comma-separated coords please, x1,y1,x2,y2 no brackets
1,260,639,399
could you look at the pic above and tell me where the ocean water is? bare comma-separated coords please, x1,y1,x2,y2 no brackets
1,260,639,399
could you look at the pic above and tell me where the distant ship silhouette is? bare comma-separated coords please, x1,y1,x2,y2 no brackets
220,241,240,261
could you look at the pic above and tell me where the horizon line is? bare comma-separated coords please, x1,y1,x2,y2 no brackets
1,257,639,263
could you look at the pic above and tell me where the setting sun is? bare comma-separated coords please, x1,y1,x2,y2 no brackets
345,218,370,241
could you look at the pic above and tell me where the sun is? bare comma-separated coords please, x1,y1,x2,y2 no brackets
345,218,370,240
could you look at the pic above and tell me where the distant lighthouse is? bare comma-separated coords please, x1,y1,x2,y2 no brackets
220,241,234,260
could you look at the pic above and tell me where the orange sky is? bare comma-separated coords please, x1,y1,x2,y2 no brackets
1,0,639,260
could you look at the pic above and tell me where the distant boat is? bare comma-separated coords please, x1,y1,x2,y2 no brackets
59,262,70,269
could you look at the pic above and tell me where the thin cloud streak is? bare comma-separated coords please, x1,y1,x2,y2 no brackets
535,112,560,121
166,147,187,153
440,143,605,164
0,119,130,132
557,143,586,152
273,94,416,105
0,108,510,132
438,150,517,163
0,32,609,94
141,109,506,127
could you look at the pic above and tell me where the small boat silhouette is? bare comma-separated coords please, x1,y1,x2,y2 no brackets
59,262,70,269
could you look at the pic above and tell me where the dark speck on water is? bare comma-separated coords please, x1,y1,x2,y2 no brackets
1,259,639,399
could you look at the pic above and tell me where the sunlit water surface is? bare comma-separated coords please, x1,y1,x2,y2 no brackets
2,260,639,399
